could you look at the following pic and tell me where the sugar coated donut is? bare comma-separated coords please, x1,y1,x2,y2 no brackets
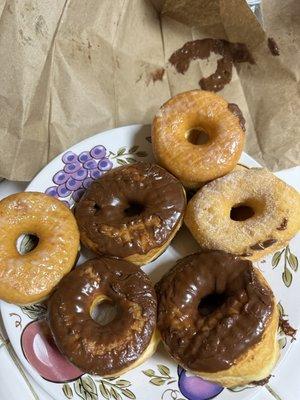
152,90,245,188
49,257,159,376
0,192,79,305
185,168,300,260
156,251,279,387
75,162,186,265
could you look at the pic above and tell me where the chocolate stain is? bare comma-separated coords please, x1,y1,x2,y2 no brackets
277,217,288,231
252,375,272,386
169,39,254,92
150,68,165,83
228,103,246,131
268,37,280,56
250,238,277,251
280,316,297,341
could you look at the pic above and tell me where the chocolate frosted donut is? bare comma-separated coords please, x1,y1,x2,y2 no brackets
48,258,159,376
75,162,186,265
156,251,279,387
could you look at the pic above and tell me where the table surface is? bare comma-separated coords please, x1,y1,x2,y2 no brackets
0,167,299,400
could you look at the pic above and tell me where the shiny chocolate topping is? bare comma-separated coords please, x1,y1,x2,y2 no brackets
267,38,280,56
48,258,157,376
228,103,246,131
156,251,274,373
169,39,254,92
75,163,186,258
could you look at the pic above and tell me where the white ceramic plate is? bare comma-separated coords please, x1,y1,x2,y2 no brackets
1,125,299,400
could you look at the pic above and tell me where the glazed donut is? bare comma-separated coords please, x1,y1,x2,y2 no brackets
156,251,279,388
48,257,159,376
152,90,245,188
75,162,186,265
185,168,300,260
0,192,79,305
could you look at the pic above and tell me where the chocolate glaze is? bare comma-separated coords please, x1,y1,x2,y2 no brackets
75,163,186,258
277,217,288,231
48,258,157,375
250,239,277,251
279,316,297,340
268,38,280,56
149,68,165,83
252,375,271,386
169,39,254,92
156,251,274,373
228,103,246,131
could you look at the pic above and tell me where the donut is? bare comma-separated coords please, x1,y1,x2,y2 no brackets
0,192,79,305
75,162,186,265
185,168,300,260
152,90,245,188
156,251,279,387
48,257,159,376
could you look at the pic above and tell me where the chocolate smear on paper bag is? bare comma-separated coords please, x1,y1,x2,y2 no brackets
268,38,280,56
228,103,246,131
146,68,165,85
169,39,254,92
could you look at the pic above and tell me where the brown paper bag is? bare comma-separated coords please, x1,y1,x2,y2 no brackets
0,0,299,181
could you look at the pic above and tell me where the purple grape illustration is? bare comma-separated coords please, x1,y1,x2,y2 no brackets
57,184,71,198
71,168,88,181
90,145,106,159
66,178,83,191
72,188,85,202
83,159,98,170
90,169,103,180
21,320,83,382
62,151,77,164
98,158,113,171
78,151,92,163
45,186,58,197
82,177,93,189
177,367,223,400
64,161,81,174
53,170,69,185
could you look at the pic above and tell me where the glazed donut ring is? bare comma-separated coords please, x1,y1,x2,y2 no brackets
152,90,245,188
75,162,186,265
49,257,159,376
156,251,279,387
185,168,300,260
0,192,79,305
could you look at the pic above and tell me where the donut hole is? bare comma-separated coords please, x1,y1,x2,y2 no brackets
91,297,119,326
16,234,39,255
186,128,210,145
230,204,255,221
198,292,227,316
124,201,145,217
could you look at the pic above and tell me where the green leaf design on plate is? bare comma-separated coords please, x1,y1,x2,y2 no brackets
142,369,155,377
272,251,282,268
110,387,121,400
20,303,47,320
117,147,126,156
136,151,147,157
128,145,139,154
282,267,292,287
277,302,285,318
19,234,39,255
125,157,137,164
288,253,298,271
278,336,287,349
99,381,110,399
117,159,127,166
62,383,73,399
115,380,131,388
145,136,152,143
74,376,98,400
150,377,165,386
157,364,171,377
121,388,136,399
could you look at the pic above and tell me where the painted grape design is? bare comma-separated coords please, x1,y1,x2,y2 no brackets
45,145,148,207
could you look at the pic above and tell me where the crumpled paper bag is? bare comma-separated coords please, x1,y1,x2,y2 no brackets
0,0,299,181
